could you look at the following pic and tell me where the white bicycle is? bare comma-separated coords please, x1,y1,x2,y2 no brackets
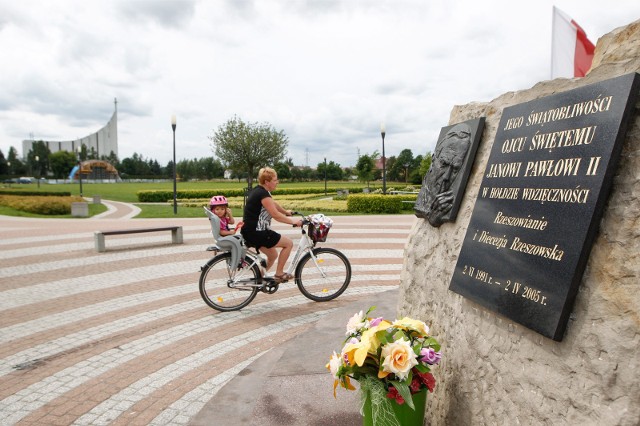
199,210,352,312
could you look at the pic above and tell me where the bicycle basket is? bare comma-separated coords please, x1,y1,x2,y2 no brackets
309,223,330,243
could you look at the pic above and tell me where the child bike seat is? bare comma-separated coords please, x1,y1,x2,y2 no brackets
204,207,246,268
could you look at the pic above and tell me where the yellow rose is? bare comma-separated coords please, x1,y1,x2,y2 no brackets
381,339,418,380
342,320,392,367
392,317,429,337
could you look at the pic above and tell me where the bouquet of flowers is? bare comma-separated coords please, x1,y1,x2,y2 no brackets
326,307,442,413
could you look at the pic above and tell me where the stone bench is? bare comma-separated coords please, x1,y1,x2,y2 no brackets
94,226,183,252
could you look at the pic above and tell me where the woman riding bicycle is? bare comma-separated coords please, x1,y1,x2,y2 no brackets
241,167,303,283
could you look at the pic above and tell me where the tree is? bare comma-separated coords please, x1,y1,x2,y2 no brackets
317,160,344,181
356,153,376,187
209,116,288,188
26,141,51,177
0,149,6,175
49,151,77,179
391,149,415,183
199,157,224,180
274,162,291,180
103,151,120,170
120,153,151,177
149,159,162,176
417,152,432,181
7,147,25,175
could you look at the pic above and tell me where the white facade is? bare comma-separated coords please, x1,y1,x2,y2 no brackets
22,104,118,159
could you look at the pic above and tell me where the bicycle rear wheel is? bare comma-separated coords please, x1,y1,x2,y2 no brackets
295,247,351,302
199,253,260,311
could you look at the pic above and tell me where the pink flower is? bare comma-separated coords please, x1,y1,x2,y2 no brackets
419,347,442,365
369,317,384,327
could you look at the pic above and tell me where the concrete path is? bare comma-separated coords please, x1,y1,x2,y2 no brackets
0,201,416,425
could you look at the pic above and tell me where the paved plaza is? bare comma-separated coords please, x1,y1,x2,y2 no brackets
0,201,415,425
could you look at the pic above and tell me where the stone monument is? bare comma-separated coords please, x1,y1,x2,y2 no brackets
398,19,640,425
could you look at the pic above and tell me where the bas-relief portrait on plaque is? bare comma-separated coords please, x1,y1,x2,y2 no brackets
415,118,485,227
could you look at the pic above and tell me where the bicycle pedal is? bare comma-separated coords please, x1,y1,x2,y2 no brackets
261,277,279,294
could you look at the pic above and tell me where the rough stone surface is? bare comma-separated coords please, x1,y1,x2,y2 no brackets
398,19,640,426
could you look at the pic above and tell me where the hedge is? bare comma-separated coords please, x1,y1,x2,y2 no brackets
0,190,72,197
0,194,83,215
137,187,366,202
346,194,405,214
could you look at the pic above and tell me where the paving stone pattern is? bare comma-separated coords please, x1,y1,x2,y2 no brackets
0,206,415,425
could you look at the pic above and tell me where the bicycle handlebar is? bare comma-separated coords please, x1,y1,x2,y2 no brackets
290,212,311,227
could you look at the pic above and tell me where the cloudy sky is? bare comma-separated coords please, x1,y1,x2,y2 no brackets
1,0,638,168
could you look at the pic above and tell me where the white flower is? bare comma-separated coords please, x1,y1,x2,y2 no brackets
328,351,342,379
345,310,369,336
381,339,418,380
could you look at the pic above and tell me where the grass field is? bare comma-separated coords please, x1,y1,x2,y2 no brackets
1,180,395,203
1,180,416,218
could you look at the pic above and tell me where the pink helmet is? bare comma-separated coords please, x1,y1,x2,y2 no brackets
209,195,228,206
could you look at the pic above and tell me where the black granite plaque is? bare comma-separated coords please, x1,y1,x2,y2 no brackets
449,73,640,341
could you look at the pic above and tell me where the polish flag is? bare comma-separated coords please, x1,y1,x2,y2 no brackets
551,7,595,79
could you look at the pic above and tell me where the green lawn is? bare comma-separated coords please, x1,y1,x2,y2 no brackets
2,180,397,203
1,180,416,218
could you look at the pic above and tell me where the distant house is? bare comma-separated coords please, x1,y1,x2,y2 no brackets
374,157,386,170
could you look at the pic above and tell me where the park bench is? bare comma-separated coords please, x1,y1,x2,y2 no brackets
94,226,183,252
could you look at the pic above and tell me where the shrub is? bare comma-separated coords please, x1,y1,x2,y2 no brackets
0,194,84,215
137,187,367,202
346,195,403,214
0,190,72,197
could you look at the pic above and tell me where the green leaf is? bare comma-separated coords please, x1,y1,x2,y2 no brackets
412,344,421,356
376,329,390,345
425,337,441,351
390,381,415,410
393,330,407,342
415,364,429,373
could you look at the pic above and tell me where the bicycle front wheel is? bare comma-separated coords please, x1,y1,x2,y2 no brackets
295,248,351,302
199,253,260,311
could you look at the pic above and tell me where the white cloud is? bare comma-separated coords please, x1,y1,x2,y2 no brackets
1,0,638,168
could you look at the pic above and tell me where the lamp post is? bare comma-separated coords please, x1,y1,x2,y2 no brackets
171,115,177,215
404,162,410,183
35,155,40,188
76,146,83,197
381,123,386,195
324,157,327,196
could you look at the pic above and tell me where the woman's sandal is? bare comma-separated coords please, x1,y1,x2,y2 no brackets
274,272,294,283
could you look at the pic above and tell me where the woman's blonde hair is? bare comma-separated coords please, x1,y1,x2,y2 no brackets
258,167,277,185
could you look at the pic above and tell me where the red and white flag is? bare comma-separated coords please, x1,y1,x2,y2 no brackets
551,6,595,78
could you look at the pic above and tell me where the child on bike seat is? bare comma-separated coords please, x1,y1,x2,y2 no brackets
209,195,242,236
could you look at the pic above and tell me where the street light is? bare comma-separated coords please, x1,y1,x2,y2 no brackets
404,162,410,183
35,155,40,188
381,123,386,195
76,146,83,197
324,157,327,196
172,115,177,215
